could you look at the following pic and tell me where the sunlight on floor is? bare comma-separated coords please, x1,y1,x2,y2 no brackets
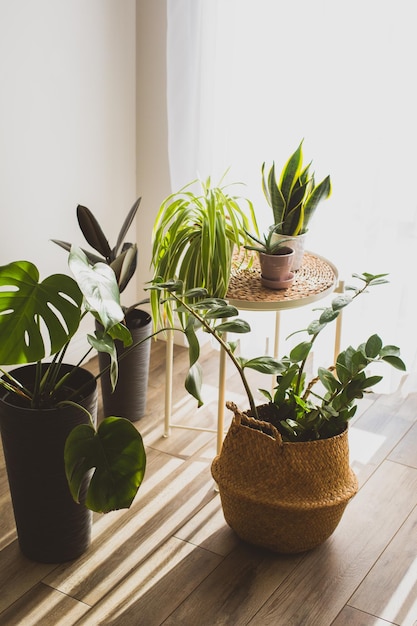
382,554,417,625
349,427,386,465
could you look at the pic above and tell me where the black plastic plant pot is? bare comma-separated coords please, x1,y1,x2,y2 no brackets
98,308,152,422
0,364,97,563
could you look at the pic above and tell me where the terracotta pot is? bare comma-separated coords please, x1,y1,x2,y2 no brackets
98,308,152,421
269,231,307,271
211,403,358,553
0,364,96,562
259,246,294,289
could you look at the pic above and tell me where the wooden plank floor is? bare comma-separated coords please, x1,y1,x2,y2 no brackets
0,339,416,625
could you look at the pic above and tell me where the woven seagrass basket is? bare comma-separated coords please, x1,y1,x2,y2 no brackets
211,402,358,554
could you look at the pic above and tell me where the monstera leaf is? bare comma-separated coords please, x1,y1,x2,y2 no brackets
64,416,146,513
0,260,83,365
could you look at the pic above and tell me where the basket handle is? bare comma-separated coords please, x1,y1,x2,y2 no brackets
226,401,283,446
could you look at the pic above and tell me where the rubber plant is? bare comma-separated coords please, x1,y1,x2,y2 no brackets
0,246,146,513
150,175,258,327
52,196,145,315
149,272,405,441
262,140,332,236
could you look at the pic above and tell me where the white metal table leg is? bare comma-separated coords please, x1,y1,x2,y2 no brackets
164,330,174,437
217,342,227,455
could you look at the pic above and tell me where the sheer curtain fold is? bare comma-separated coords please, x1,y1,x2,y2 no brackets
167,0,417,390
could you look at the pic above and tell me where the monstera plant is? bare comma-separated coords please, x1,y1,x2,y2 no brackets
0,247,146,514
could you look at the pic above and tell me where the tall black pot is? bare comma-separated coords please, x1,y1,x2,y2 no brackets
0,364,97,563
98,308,152,422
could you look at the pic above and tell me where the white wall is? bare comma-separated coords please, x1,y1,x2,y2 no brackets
0,0,138,359
135,0,171,298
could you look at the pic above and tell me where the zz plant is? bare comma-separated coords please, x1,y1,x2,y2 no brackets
150,272,405,441
262,140,332,236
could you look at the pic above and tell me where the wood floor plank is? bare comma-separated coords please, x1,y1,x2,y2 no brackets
332,605,397,625
0,582,89,626
44,449,217,606
0,541,56,614
348,392,416,485
72,537,222,626
349,505,417,626
388,421,417,469
162,542,304,626
174,492,240,556
1,345,416,625
243,461,417,625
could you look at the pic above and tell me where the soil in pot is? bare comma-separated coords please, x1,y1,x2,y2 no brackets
98,308,152,422
0,364,96,563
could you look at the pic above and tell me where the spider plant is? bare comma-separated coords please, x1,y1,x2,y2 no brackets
150,175,258,327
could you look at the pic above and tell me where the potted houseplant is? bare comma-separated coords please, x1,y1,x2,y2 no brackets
52,198,152,422
0,247,146,562
150,175,258,328
149,272,405,553
262,140,332,269
244,225,294,289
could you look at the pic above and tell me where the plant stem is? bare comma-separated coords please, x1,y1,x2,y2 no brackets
171,294,258,418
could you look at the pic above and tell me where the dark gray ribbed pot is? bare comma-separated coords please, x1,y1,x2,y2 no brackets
0,364,96,563
98,308,152,422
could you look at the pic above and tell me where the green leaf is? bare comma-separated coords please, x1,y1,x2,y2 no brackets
64,417,146,513
214,319,251,334
318,367,341,393
77,204,112,259
110,244,137,293
243,356,284,374
319,308,340,324
364,334,383,358
69,246,124,332
331,294,352,310
185,362,204,407
381,355,407,371
204,305,239,319
289,341,312,363
307,320,326,335
360,375,383,389
87,330,119,391
184,319,200,367
0,260,83,364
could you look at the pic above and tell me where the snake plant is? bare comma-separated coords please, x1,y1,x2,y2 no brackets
262,141,332,236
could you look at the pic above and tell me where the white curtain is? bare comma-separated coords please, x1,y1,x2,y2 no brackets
167,0,417,391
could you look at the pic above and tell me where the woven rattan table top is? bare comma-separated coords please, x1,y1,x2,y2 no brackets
227,251,338,311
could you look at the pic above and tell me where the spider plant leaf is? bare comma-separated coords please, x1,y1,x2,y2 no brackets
77,205,112,260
